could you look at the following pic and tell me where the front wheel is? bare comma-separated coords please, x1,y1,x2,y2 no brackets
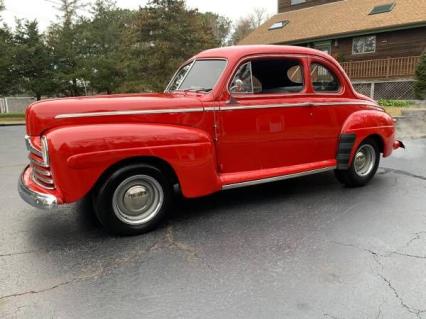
93,164,172,236
335,138,380,187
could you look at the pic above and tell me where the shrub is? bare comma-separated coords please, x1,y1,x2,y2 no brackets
415,53,426,99
378,99,411,107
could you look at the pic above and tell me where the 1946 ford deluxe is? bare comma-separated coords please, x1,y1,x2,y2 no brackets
19,45,404,235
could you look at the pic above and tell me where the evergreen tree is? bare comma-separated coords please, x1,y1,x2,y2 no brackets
0,3,17,95
202,12,232,47
76,0,133,94
14,20,57,100
1,0,233,96
123,0,225,92
47,0,85,96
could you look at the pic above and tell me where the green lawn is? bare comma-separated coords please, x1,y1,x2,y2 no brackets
0,113,25,123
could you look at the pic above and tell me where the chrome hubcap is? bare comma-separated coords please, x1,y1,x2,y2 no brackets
354,144,376,177
123,186,150,212
112,175,164,226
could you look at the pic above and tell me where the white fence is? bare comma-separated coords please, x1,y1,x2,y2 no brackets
0,97,36,113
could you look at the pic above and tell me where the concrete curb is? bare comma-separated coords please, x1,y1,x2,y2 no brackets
0,122,25,127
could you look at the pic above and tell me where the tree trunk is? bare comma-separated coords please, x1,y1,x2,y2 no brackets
72,78,78,96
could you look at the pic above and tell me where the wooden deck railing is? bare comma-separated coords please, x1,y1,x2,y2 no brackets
340,56,421,80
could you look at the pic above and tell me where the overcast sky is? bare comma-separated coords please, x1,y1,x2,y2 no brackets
2,0,277,30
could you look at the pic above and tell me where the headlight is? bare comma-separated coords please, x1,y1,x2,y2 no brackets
40,136,50,166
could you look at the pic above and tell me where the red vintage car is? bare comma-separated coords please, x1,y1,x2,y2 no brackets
19,45,404,235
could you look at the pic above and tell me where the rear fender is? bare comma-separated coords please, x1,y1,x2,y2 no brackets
46,124,221,203
338,110,395,168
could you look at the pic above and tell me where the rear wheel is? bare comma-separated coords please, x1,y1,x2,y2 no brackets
93,164,172,236
335,138,380,187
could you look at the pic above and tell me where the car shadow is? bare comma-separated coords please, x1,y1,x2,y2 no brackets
169,171,343,223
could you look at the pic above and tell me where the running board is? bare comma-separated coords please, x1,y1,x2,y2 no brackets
222,166,336,190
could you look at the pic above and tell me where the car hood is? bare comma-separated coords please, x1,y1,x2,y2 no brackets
26,93,204,136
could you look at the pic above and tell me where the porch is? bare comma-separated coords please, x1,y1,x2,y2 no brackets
340,56,421,80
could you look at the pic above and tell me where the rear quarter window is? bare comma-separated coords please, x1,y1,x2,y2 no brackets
310,63,340,93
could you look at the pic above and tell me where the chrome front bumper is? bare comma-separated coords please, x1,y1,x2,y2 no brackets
18,171,58,210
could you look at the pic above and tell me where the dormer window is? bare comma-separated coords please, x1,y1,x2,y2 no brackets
269,20,289,31
369,2,395,15
291,0,306,5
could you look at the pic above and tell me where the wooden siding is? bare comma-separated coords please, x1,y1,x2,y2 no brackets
341,56,421,80
329,27,426,62
278,0,343,13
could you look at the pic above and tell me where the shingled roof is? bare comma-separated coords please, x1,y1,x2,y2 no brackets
240,0,426,45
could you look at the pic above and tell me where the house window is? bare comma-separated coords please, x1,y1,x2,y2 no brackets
314,41,332,55
352,36,376,55
291,0,306,5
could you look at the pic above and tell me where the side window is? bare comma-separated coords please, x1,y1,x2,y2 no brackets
310,63,340,92
230,59,304,95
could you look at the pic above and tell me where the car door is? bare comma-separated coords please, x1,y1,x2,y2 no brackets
307,58,352,162
215,55,322,174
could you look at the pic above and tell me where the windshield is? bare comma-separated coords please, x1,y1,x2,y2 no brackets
167,59,226,92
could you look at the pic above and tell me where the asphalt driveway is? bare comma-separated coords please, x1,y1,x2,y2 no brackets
1,126,425,319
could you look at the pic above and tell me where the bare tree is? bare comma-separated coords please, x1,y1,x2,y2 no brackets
249,7,270,29
229,7,271,45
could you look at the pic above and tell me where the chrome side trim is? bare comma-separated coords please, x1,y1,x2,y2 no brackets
55,107,205,119
222,166,336,190
220,101,378,111
54,101,379,119
204,106,219,112
18,172,57,210
222,102,311,111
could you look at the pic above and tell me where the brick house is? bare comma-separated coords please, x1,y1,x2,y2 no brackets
240,0,426,99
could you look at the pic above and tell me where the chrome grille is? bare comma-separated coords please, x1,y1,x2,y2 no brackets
25,136,55,189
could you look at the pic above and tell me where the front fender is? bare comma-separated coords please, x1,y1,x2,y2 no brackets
46,123,221,203
340,110,396,167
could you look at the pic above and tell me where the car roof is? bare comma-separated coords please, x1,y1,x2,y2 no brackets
196,45,331,60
